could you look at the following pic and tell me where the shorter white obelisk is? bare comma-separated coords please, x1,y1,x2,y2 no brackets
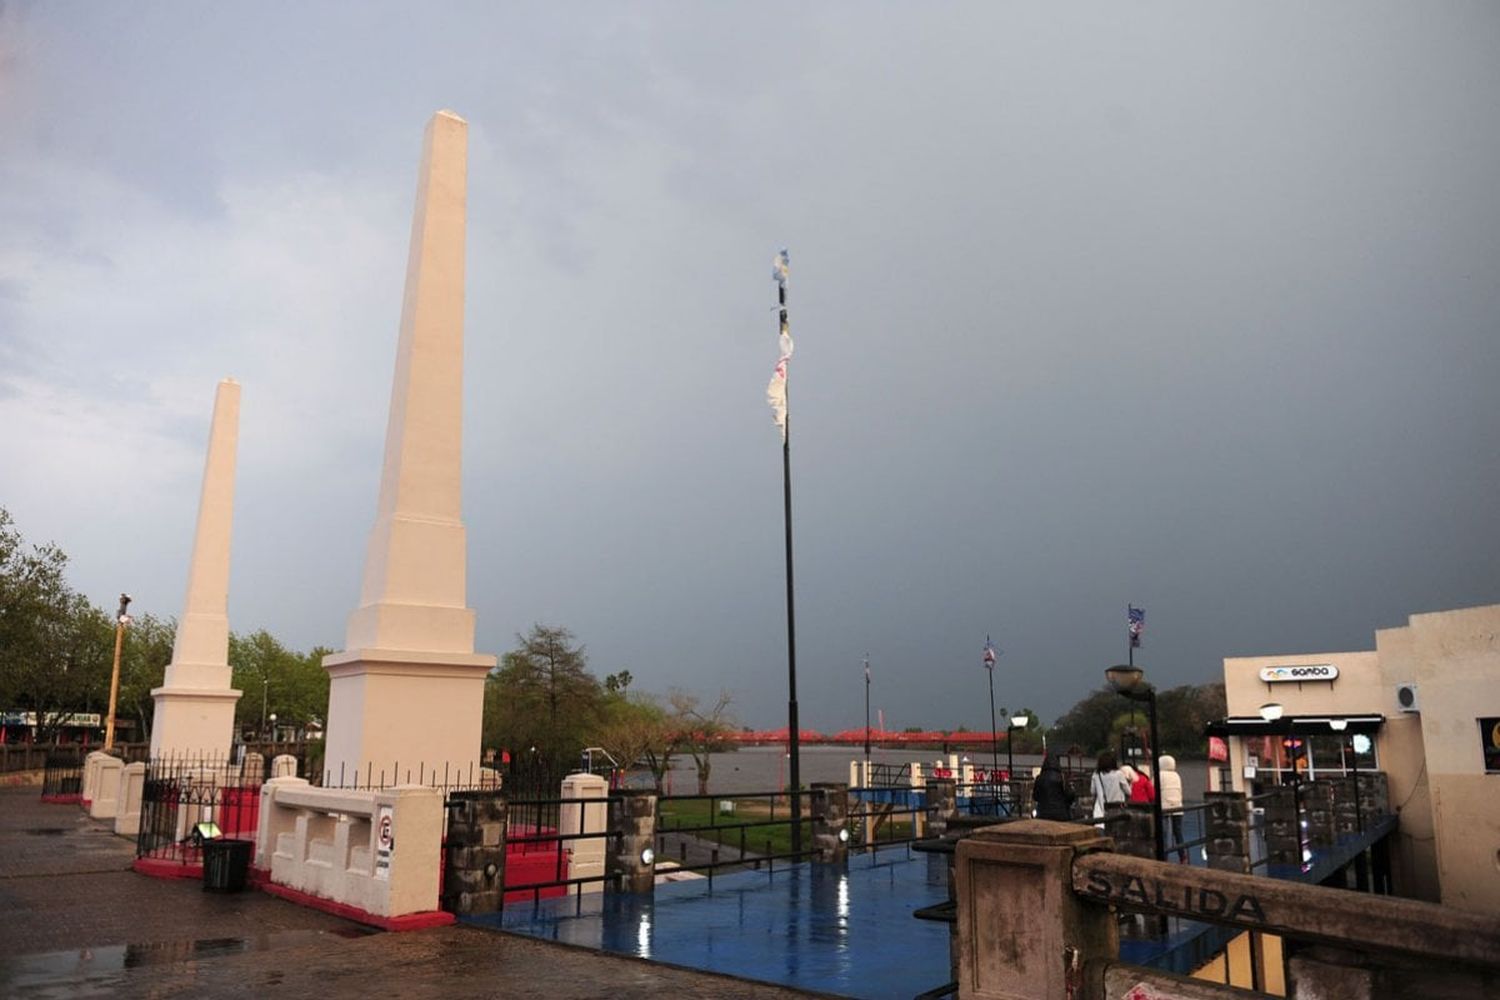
150,378,244,758
321,111,495,787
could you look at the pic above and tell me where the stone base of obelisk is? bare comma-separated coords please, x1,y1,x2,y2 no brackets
148,686,242,759
321,649,495,789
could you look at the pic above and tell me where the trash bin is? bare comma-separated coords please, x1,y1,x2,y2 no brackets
202,838,254,893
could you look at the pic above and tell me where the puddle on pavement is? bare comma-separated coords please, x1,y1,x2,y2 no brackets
0,927,380,991
23,828,67,836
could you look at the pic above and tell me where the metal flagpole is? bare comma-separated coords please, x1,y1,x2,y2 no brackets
984,637,999,789
773,250,802,855
863,655,871,787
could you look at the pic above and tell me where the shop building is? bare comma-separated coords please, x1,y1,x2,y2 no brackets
1212,602,1500,913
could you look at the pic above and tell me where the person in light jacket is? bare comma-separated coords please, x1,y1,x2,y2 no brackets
1158,754,1185,862
1090,750,1130,819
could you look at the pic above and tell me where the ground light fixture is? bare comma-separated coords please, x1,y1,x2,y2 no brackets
1104,664,1164,862
640,847,655,866
838,827,849,843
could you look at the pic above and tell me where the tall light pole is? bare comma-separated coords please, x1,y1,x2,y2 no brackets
103,594,132,750
1105,663,1164,862
1006,713,1030,784
769,249,802,855
982,637,1000,789
261,674,269,742
863,654,871,786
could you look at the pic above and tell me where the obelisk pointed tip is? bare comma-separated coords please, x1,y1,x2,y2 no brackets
433,108,467,125
220,376,239,386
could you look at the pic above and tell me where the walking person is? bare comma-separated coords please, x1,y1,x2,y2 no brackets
1158,754,1185,862
1032,755,1077,821
1090,750,1130,820
1124,762,1156,805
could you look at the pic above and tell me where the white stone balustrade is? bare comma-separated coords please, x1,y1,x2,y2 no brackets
89,756,124,820
559,772,609,894
256,778,443,920
113,762,147,836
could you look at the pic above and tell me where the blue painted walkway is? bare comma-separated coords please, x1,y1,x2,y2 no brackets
468,852,954,999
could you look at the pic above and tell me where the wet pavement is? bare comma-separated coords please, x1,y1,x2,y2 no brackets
0,788,822,999
481,850,954,999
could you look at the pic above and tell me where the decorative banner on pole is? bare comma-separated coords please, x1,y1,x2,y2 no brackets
767,249,793,440
1128,606,1145,648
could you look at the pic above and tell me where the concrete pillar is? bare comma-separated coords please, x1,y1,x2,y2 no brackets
113,762,147,837
241,751,265,785
1110,804,1156,860
270,754,297,779
1329,776,1360,836
811,782,849,863
322,111,496,784
89,756,124,820
927,777,958,838
1305,779,1338,848
442,792,506,914
609,789,657,893
911,761,926,788
954,820,1117,999
81,751,109,806
1204,790,1251,873
1357,771,1389,816
560,772,609,892
1263,785,1302,866
150,379,244,759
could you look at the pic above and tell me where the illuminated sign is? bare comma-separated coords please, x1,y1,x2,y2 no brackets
1258,664,1338,684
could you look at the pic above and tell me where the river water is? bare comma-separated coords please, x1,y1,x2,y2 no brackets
658,744,1206,800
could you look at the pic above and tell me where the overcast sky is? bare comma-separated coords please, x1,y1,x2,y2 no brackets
2,3,1497,731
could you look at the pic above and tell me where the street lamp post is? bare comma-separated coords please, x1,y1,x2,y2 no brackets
1006,713,1029,813
1105,664,1164,862
863,655,871,787
268,712,277,745
261,675,269,742
104,594,132,750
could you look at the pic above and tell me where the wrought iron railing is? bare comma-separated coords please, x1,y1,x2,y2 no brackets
654,791,817,881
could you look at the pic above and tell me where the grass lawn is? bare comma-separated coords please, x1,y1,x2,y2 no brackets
657,796,919,856
658,796,813,857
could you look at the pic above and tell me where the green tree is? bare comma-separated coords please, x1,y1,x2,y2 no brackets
482,624,601,760
116,613,174,742
0,510,107,740
229,630,330,738
1049,686,1123,755
595,692,676,790
668,689,735,795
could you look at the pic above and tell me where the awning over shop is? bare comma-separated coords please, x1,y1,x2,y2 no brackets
1204,714,1385,737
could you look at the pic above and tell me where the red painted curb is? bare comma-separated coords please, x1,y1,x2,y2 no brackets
132,857,204,880
258,880,455,932
40,794,82,804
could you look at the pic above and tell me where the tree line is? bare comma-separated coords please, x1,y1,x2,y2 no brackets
1047,681,1226,758
0,508,328,742
484,623,735,793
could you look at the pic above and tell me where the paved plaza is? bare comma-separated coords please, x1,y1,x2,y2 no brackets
0,788,821,999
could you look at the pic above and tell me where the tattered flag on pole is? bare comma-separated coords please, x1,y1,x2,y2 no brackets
983,636,997,670
1128,605,1145,648
767,249,793,440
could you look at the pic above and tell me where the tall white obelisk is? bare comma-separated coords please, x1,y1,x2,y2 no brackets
150,378,244,758
322,110,496,786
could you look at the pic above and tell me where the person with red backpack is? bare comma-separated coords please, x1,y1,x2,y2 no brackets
1122,762,1156,805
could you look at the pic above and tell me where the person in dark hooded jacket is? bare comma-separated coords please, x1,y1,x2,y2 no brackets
1031,755,1077,821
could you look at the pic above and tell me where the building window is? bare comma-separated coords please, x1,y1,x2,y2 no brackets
1479,718,1500,774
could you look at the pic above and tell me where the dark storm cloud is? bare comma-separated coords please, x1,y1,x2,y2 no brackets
1,2,1496,730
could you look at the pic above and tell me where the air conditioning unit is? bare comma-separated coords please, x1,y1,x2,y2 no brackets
1395,683,1420,714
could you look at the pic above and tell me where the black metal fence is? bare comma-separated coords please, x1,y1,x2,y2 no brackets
40,752,83,801
654,791,817,881
135,758,267,866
